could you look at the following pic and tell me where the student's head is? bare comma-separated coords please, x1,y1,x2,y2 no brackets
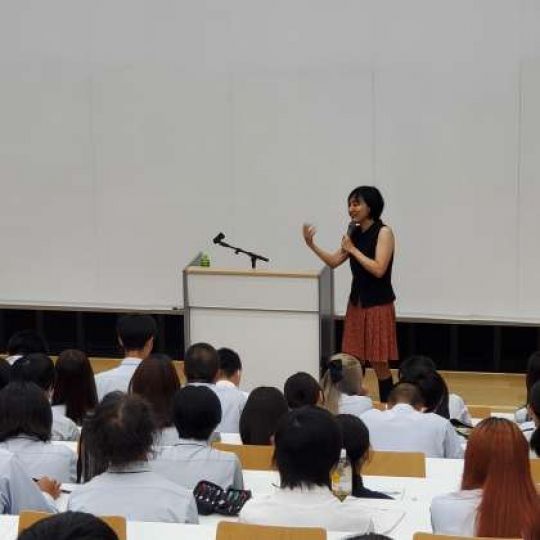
274,406,342,489
387,382,423,410
17,511,118,540
528,381,540,456
321,353,365,414
398,355,437,380
116,314,156,356
85,392,156,468
52,349,97,425
11,353,55,393
402,370,450,419
347,186,385,222
462,417,540,538
184,342,219,383
284,372,323,409
0,382,52,442
344,536,393,540
172,385,221,441
7,330,48,356
217,348,242,386
0,359,11,391
240,386,289,445
526,352,540,402
129,353,180,429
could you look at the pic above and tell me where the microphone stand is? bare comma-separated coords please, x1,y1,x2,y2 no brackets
213,236,270,270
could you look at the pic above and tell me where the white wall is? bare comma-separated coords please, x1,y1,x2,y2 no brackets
0,0,539,321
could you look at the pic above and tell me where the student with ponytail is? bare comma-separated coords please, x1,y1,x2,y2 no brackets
431,417,540,537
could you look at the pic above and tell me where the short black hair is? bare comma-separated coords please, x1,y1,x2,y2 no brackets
347,186,385,221
172,385,221,440
184,343,219,383
0,359,11,391
7,330,48,356
398,355,437,380
526,352,540,402
0,382,52,442
274,406,342,489
116,314,157,351
529,381,540,457
408,370,450,418
240,386,289,445
284,372,321,409
11,354,55,391
388,382,424,408
217,348,242,377
17,511,118,540
345,535,394,540
84,392,156,468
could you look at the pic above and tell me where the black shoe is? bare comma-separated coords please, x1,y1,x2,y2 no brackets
377,376,394,403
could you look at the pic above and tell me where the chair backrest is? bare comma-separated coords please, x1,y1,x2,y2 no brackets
213,443,275,470
363,450,426,477
530,458,540,483
467,405,492,419
18,510,127,540
413,533,519,540
216,521,326,540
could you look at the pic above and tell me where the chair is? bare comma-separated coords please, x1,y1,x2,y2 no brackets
18,510,127,540
216,521,326,539
363,450,426,477
529,458,540,483
467,405,492,419
413,534,519,540
213,443,275,470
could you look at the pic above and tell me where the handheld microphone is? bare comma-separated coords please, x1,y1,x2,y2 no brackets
346,221,357,237
213,232,225,244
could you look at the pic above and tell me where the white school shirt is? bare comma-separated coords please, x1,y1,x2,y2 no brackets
360,404,464,458
188,382,247,433
430,489,481,536
152,438,243,489
0,436,77,483
94,357,141,402
51,406,79,442
5,355,22,366
339,394,373,418
216,379,250,399
240,485,404,534
68,461,199,523
448,393,472,425
156,426,181,447
0,448,58,514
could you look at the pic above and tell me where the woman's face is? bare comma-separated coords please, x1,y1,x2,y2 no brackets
348,197,371,223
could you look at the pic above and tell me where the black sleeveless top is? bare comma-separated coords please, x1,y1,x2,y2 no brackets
349,220,395,308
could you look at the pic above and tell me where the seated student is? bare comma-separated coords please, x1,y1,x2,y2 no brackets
404,370,450,419
5,330,48,366
217,348,248,397
360,383,463,458
335,414,391,500
17,511,118,540
94,314,157,401
0,382,77,483
239,386,288,445
185,343,247,433
431,418,540,537
321,353,373,417
67,393,198,523
0,447,59,515
152,385,243,489
399,355,470,424
11,354,79,441
52,349,97,426
129,353,180,446
284,372,323,409
515,351,540,424
240,407,404,534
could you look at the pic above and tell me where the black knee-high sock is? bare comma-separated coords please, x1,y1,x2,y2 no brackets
377,376,394,403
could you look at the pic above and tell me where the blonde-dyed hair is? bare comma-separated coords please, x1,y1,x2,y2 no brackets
321,353,364,415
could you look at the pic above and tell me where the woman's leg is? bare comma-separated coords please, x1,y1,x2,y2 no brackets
372,362,394,403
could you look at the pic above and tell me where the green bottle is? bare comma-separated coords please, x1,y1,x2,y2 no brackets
200,253,210,267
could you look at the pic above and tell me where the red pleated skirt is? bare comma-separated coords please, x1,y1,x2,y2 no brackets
341,301,398,365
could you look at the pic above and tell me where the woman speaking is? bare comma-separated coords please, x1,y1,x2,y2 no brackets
302,186,397,402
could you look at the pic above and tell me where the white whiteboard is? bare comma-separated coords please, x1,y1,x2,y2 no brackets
0,0,539,322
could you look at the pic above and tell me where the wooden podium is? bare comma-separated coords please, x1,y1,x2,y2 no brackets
183,263,334,391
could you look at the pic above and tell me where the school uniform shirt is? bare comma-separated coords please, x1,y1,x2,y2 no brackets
155,426,181,447
240,486,404,534
67,461,199,523
151,438,243,489
0,448,58,514
216,379,250,399
448,394,472,425
430,489,481,536
5,355,22,366
339,394,373,418
51,406,79,442
188,382,247,433
94,357,141,402
360,404,464,458
0,436,77,483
